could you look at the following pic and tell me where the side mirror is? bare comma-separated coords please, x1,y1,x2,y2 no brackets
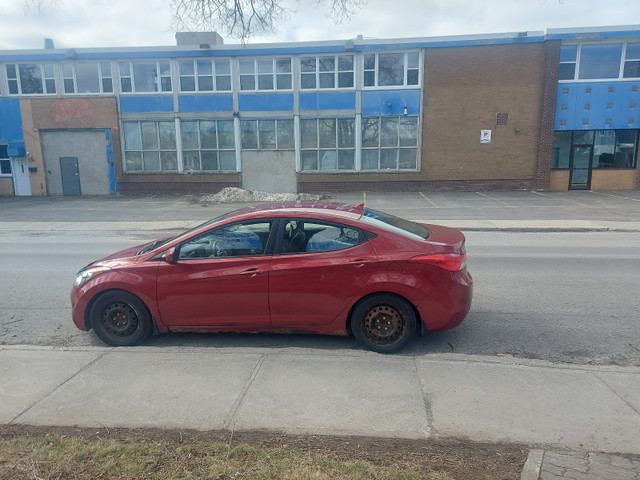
164,246,178,264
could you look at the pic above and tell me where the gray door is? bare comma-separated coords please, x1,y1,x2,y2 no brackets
569,146,592,190
60,157,81,196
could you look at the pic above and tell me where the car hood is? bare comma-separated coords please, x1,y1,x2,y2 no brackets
421,224,466,254
85,241,154,270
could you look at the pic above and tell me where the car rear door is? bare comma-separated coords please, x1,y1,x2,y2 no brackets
156,220,273,327
268,219,379,327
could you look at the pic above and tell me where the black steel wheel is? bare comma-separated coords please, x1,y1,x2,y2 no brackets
350,294,417,353
89,291,152,346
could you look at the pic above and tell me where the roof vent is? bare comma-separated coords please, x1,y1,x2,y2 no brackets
175,32,224,46
44,38,55,49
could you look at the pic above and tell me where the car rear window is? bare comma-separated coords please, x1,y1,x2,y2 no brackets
361,208,431,240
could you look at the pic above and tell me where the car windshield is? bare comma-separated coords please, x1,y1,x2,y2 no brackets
136,213,228,255
361,208,431,240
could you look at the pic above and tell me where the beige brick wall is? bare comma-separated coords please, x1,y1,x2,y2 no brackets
422,43,545,181
0,177,14,196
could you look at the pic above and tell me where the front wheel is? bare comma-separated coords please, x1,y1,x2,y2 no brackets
350,294,417,354
89,291,152,346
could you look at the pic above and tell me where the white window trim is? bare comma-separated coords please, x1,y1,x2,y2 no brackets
299,54,356,91
558,40,640,82
237,56,293,92
362,51,422,89
118,60,173,94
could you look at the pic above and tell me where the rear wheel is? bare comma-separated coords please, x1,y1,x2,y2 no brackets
350,294,417,353
90,291,152,346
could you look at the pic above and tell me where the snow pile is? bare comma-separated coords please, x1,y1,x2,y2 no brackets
201,187,327,203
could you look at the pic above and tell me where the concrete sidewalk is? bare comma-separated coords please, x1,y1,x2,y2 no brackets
2,345,640,452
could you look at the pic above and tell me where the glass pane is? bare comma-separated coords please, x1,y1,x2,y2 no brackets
626,42,640,59
380,149,398,169
197,60,212,75
258,58,273,73
338,150,354,170
398,148,417,169
399,117,418,146
63,64,73,77
141,122,158,149
319,150,337,170
19,64,43,94
301,57,316,72
161,151,178,171
8,79,18,94
125,151,142,171
301,73,316,89
558,63,576,80
183,151,200,171
301,119,318,148
573,146,591,169
241,121,258,149
302,151,318,170
45,78,56,94
200,121,217,149
613,129,638,168
132,61,158,92
593,130,616,167
573,130,594,145
552,131,572,168
407,70,419,85
215,60,230,74
318,119,336,148
121,78,132,92
159,122,176,149
240,74,255,90
362,150,378,169
578,43,623,79
259,120,276,149
123,122,141,150
277,119,294,149
198,76,214,91
319,56,335,72
217,121,235,149
560,44,577,62
181,121,200,149
161,77,172,92
319,72,334,88
276,74,291,90
362,118,379,147
337,118,355,148
219,151,236,170
338,55,353,71
381,117,399,147
201,151,219,170
118,61,130,76
100,62,111,76
64,78,75,93
364,71,375,87
6,64,16,78
143,151,161,171
623,61,640,78
407,52,419,68
102,78,113,93
364,54,375,70
378,53,404,86
179,60,194,75
276,58,291,73
159,61,171,76
180,77,196,91
338,72,353,88
258,74,274,90
216,75,231,90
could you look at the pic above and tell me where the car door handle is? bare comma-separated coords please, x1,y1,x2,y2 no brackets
240,268,264,277
347,259,367,268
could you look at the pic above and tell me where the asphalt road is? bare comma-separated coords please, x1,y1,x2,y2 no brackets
1,226,639,365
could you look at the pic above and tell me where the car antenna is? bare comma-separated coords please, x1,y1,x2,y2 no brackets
356,191,366,218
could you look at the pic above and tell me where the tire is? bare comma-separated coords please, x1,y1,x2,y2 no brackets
89,291,152,346
350,294,417,354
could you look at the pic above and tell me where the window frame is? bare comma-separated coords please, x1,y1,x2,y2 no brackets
361,115,419,171
122,120,179,172
118,60,172,93
5,63,56,95
238,56,293,92
300,117,357,172
240,118,295,150
178,58,232,92
362,51,421,88
62,61,114,94
558,41,640,82
181,119,237,172
299,54,355,90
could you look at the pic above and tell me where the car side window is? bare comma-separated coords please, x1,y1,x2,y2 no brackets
281,220,361,254
178,221,272,259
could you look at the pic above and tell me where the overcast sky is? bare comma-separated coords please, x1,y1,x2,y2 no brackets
1,0,639,50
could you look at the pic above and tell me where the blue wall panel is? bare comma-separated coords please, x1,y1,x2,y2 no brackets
362,89,421,116
555,81,640,130
119,96,174,113
179,95,234,113
0,98,24,144
299,92,356,111
238,93,294,111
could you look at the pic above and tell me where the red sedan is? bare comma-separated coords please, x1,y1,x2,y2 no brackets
71,202,472,353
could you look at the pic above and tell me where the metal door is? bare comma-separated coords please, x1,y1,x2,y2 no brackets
569,146,592,190
11,157,31,196
60,157,81,196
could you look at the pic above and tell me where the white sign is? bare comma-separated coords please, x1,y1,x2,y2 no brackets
480,129,492,144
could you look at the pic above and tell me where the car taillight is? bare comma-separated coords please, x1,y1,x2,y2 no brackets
409,253,467,272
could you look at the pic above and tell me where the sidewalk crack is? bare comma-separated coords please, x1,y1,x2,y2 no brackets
223,353,267,430
10,349,111,424
593,372,640,416
412,356,434,436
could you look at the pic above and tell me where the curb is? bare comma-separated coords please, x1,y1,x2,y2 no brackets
521,449,544,480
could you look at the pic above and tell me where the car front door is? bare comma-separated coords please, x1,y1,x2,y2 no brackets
156,220,273,327
268,219,379,327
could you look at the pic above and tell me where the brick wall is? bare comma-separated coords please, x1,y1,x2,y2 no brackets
299,178,533,193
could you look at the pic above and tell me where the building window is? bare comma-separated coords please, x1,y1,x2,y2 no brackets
241,119,294,150
558,45,577,81
119,61,172,93
239,57,292,91
579,43,623,80
0,145,11,176
178,59,231,92
123,121,178,171
5,63,56,94
62,62,114,94
361,116,419,170
300,118,356,171
363,52,420,87
181,120,236,171
552,130,638,169
300,55,354,89
623,42,640,78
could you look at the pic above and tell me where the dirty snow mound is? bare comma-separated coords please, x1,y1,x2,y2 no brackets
201,187,326,203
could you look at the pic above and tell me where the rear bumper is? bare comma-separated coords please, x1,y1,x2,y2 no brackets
417,269,473,333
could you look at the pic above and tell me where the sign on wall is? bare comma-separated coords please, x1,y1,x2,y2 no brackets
480,129,492,144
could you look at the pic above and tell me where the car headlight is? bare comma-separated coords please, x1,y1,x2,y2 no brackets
75,266,111,287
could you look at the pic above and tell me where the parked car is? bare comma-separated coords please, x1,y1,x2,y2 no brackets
71,202,472,353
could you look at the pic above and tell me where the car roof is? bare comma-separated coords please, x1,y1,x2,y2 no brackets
225,201,366,222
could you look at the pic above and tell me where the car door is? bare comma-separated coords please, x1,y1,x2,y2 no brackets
156,220,273,327
269,219,379,327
